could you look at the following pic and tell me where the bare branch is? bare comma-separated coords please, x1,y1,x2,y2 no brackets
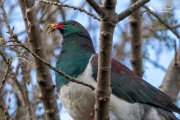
0,58,12,93
86,0,102,15
94,0,117,120
38,0,100,21
117,0,150,22
160,47,180,103
18,0,60,119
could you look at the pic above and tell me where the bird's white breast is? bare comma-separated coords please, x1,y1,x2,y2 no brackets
59,56,167,120
59,56,96,120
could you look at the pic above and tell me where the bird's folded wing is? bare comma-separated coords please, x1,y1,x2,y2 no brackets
91,54,180,113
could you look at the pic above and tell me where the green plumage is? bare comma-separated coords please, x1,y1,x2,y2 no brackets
55,21,95,90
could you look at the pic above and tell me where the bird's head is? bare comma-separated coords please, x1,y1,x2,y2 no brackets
46,20,90,38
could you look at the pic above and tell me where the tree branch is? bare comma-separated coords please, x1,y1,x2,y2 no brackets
0,58,12,93
93,0,117,120
129,0,143,77
18,0,60,120
86,0,102,16
117,0,150,22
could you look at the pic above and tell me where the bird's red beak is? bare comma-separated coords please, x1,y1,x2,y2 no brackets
46,22,64,34
56,22,64,29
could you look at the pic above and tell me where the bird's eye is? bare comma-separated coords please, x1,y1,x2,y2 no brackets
71,22,77,26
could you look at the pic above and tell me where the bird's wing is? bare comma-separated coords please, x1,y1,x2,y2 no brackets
91,54,180,113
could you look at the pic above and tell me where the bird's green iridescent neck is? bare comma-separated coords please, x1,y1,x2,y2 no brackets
56,34,95,91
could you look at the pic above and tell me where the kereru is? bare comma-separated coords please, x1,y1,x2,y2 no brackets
46,20,180,120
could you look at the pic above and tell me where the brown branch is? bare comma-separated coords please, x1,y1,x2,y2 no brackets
129,0,143,77
117,0,150,22
0,0,13,35
0,58,12,93
93,0,117,120
143,6,180,38
18,0,60,120
38,0,100,21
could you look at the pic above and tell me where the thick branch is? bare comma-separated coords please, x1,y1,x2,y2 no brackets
94,1,117,120
160,47,180,103
18,0,60,120
129,0,143,77
118,0,150,21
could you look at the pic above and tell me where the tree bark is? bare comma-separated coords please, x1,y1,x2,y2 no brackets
18,0,60,120
129,0,143,77
94,0,117,119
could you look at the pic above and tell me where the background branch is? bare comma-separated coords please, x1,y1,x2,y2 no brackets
18,0,60,120
129,0,143,77
118,0,150,21
38,0,100,21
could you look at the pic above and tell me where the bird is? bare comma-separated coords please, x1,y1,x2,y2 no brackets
46,20,180,120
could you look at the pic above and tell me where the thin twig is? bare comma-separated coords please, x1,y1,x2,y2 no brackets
38,0,100,21
0,58,12,93
0,0,13,35
129,0,143,77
